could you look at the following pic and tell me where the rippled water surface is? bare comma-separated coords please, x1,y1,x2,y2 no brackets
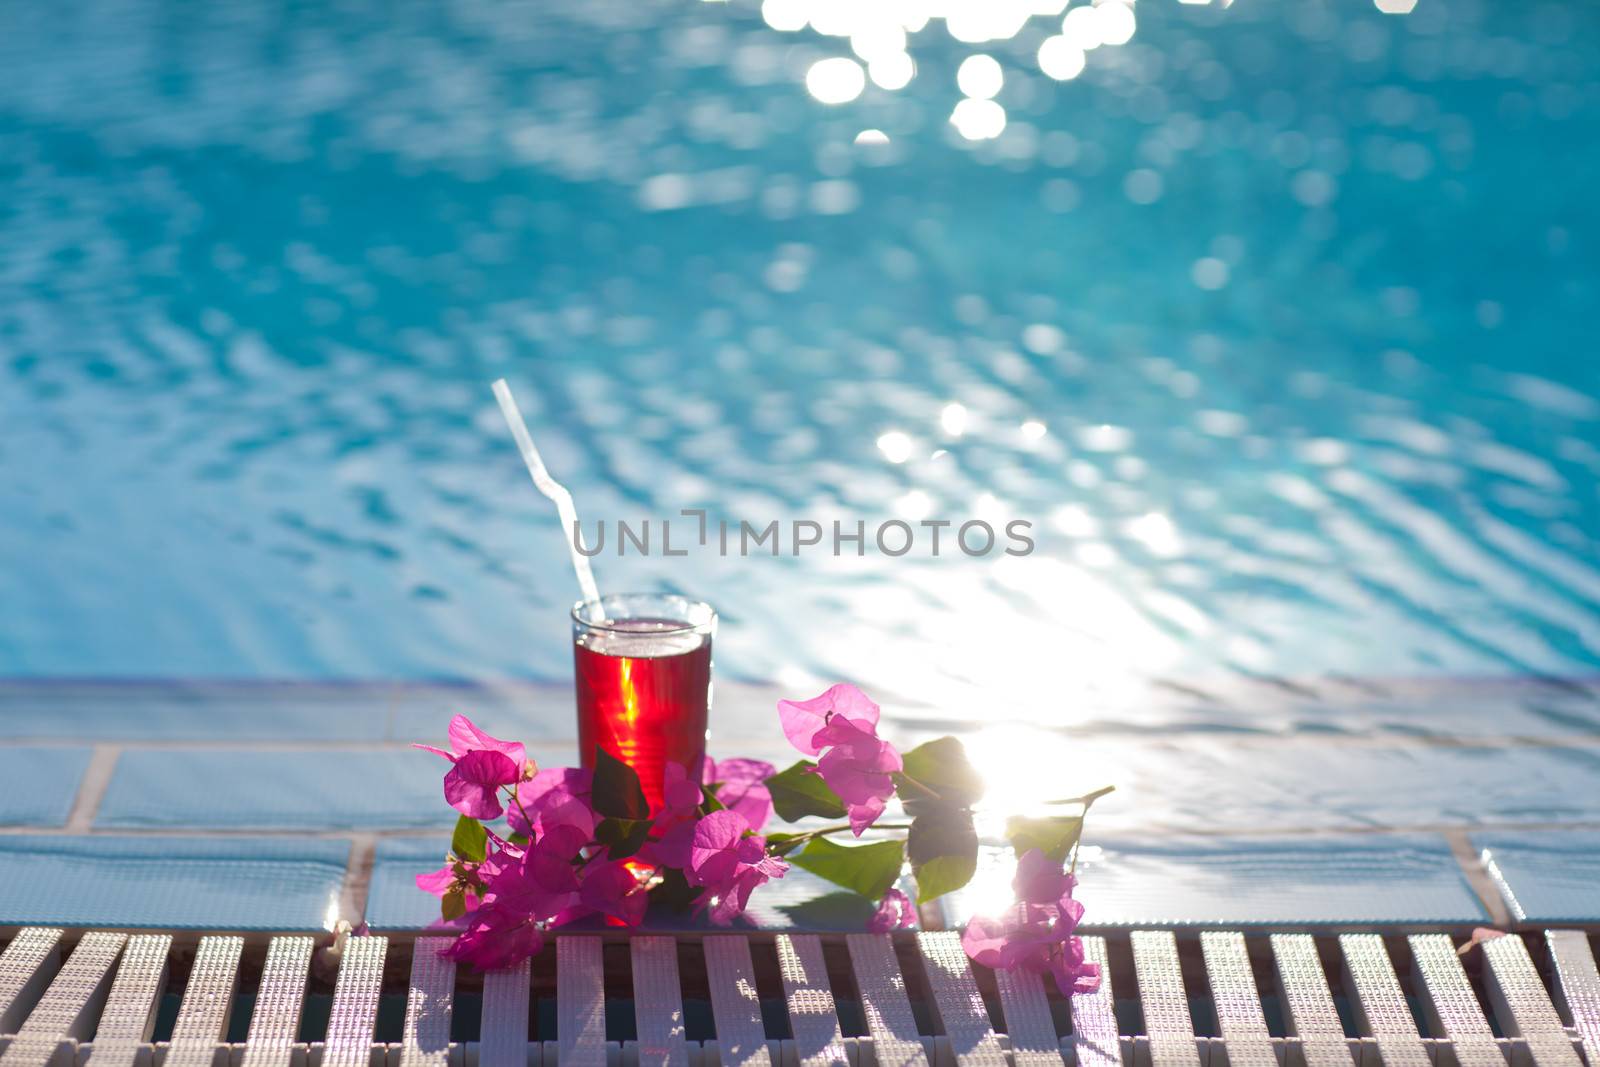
3,0,1599,731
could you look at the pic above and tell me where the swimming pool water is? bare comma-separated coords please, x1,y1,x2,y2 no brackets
3,0,1599,724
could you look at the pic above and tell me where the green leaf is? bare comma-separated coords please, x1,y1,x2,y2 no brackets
764,832,808,858
898,736,985,809
441,888,466,922
1006,814,1083,864
451,815,488,863
595,817,653,860
592,746,651,820
700,785,726,814
907,807,979,904
767,760,847,821
791,837,905,901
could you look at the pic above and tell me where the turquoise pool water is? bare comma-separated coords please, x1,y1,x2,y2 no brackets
1,0,1599,932
4,0,1598,721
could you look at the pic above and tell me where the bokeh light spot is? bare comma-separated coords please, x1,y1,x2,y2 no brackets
806,57,866,104
951,98,1007,140
957,54,1005,99
1038,35,1087,79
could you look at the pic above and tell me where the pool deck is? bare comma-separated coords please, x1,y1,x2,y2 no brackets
1,679,1598,933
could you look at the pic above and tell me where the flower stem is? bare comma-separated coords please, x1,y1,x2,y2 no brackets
503,783,535,832
895,773,944,802
1047,785,1116,808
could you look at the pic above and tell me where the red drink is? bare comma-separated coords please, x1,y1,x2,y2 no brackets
572,595,715,813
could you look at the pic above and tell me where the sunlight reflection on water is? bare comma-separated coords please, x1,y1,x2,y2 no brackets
0,0,1597,746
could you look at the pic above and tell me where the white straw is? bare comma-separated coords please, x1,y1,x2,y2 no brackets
491,378,603,610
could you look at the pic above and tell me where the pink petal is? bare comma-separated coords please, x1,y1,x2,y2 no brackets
705,759,776,832
869,888,915,932
512,767,597,838
752,853,789,880
1055,895,1086,933
734,835,768,865
819,684,882,727
1013,849,1074,905
1049,939,1102,996
709,758,776,787
580,860,648,927
810,713,876,750
532,785,600,840
705,866,765,926
661,761,704,817
710,781,772,833
777,696,831,755
814,736,899,836
412,743,457,762
519,767,593,806
445,911,543,970
476,839,518,881
646,817,697,869
443,750,520,819
488,839,581,922
688,809,751,887
845,793,888,836
415,865,455,898
777,684,880,755
541,823,592,862
818,759,898,804
961,914,1011,967
447,714,527,765
830,724,903,773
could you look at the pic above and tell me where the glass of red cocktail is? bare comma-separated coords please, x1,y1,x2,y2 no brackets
571,593,715,813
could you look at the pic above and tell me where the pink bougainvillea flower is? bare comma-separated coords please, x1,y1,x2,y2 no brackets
635,762,708,869
1048,936,1102,996
443,749,522,820
811,715,902,835
443,907,544,970
685,809,789,926
486,825,588,927
441,822,598,971
961,849,1099,997
510,767,597,839
686,810,755,883
702,758,776,832
415,715,532,820
416,863,457,898
643,814,698,869
540,822,593,863
869,888,917,933
578,857,650,927
417,857,484,901
415,714,528,767
661,761,705,818
1013,848,1077,905
449,715,527,764
960,913,1018,969
776,685,900,835
700,869,765,926
778,683,881,755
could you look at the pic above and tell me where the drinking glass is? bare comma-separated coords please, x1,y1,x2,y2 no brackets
571,593,715,812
